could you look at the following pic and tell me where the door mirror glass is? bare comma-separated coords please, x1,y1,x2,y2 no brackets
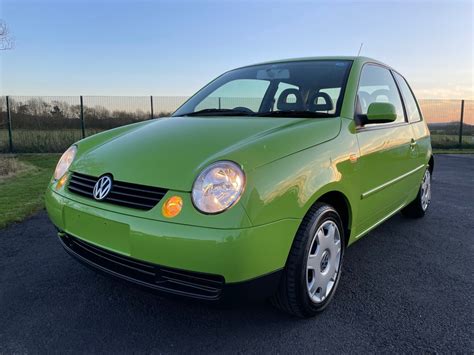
366,102,397,123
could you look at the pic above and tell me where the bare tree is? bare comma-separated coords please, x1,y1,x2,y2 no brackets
0,20,14,50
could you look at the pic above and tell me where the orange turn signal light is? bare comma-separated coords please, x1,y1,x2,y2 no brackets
56,174,68,190
162,196,183,218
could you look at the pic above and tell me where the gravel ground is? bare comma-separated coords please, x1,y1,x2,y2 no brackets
1,154,473,353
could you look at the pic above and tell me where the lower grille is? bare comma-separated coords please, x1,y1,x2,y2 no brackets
68,172,167,211
60,234,224,300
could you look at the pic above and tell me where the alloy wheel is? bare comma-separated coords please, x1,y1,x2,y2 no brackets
421,169,431,211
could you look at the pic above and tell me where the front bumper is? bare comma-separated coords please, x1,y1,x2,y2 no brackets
45,187,300,293
58,233,282,303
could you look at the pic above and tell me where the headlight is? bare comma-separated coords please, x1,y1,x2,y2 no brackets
54,145,77,180
192,161,245,214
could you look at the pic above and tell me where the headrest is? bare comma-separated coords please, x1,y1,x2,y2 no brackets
308,92,334,112
277,89,303,111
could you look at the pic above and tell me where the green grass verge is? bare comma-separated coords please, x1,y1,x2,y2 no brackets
0,154,60,229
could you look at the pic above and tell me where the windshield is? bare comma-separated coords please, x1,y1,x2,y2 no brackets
173,60,352,118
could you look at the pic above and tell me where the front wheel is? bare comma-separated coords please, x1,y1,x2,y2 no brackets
271,203,345,317
401,168,432,218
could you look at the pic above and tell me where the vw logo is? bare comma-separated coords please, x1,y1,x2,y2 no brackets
93,175,113,201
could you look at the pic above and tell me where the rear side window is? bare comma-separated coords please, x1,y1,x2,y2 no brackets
357,64,405,124
393,72,422,123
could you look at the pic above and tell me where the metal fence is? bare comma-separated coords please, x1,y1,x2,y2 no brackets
0,96,472,153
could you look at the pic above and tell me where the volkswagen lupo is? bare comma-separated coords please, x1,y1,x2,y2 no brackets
46,57,433,317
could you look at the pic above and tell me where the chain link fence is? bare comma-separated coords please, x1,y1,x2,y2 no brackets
418,99,473,149
0,96,472,153
0,96,188,153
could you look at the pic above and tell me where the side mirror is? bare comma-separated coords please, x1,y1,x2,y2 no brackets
365,102,397,124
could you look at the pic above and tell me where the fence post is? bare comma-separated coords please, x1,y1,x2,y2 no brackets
459,99,464,147
80,95,85,139
150,95,154,119
6,95,13,153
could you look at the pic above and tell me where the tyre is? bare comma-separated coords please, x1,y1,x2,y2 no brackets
271,203,345,318
401,168,432,218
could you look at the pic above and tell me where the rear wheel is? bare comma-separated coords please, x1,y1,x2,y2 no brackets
271,203,345,317
402,168,432,218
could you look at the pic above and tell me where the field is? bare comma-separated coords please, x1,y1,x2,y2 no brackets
0,129,103,153
430,133,474,148
1,128,474,153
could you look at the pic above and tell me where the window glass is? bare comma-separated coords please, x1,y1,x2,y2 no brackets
357,65,405,124
174,60,353,118
393,72,421,123
195,79,269,112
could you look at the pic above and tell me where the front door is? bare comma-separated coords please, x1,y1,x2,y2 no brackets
393,71,431,198
354,64,419,237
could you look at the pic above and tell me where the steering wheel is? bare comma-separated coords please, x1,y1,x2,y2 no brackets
233,106,254,113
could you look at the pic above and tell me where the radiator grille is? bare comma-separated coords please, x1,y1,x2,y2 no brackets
67,172,167,211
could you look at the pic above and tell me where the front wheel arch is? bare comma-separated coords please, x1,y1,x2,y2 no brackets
307,190,352,247
271,202,346,317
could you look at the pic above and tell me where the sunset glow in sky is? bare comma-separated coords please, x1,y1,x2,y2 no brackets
1,0,473,99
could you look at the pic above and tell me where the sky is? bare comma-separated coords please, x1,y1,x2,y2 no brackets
0,0,473,99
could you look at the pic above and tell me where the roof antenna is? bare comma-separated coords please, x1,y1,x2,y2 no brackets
357,42,364,56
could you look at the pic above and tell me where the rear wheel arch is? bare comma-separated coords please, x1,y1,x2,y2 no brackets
428,155,434,174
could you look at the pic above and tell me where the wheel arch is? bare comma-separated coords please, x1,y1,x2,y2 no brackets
428,155,434,174
306,189,353,247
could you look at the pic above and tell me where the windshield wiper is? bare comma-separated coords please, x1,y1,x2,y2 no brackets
180,108,253,117
254,111,333,118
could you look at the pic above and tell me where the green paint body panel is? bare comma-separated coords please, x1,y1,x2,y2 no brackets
45,56,432,284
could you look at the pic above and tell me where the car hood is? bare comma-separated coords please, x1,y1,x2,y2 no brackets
72,116,340,191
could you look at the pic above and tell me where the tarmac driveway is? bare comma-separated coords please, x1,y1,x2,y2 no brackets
1,154,473,353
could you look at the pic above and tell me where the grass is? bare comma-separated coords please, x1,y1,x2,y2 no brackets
0,129,102,153
0,154,60,229
430,133,474,148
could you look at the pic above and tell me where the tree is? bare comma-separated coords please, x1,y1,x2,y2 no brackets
50,105,64,118
0,20,14,50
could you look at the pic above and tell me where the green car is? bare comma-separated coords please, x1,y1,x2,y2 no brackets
46,56,432,317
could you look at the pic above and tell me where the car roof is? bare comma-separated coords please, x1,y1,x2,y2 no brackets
237,56,393,70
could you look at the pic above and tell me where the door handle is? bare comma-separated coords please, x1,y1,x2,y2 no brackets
410,139,417,149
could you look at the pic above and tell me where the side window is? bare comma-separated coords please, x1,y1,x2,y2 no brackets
357,65,406,124
393,72,422,123
195,79,269,112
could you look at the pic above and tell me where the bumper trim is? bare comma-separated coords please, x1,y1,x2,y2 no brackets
58,233,283,304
